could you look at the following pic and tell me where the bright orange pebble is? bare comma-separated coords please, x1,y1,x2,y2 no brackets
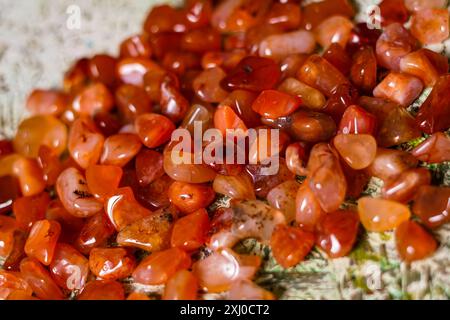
86,165,123,200
13,192,51,230
395,221,438,262
168,181,215,215
89,247,136,280
24,220,61,266
171,209,210,251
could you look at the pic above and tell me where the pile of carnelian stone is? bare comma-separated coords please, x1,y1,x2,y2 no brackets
1,0,450,300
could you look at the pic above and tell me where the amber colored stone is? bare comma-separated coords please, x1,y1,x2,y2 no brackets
338,105,377,135
86,165,123,200
213,105,248,136
280,54,309,79
180,103,214,136
161,80,190,124
168,181,215,215
213,174,255,201
245,24,284,55
301,0,355,31
411,132,450,163
185,0,213,29
63,58,89,93
220,0,271,33
77,280,125,300
413,186,450,229
143,69,179,103
120,34,152,59
297,54,350,97
219,90,261,128
416,74,450,134
116,207,174,251
201,50,247,71
400,50,442,86
373,72,423,107
88,54,117,87
193,67,229,103
144,4,188,34
93,112,120,137
2,228,26,271
72,82,114,117
49,243,89,291
0,176,19,215
26,89,67,116
395,220,437,262
358,197,411,232
333,134,377,170
193,248,260,293
405,0,447,11
376,23,418,71
115,84,152,123
277,78,326,111
346,23,382,56
265,2,301,30
295,181,325,232
75,213,115,255
322,43,352,76
163,270,198,300
258,30,316,60
0,270,32,300
350,46,377,93
148,32,183,60
379,0,409,27
322,84,359,123
221,56,281,92
37,145,63,186
162,51,201,76
100,133,142,167
267,180,300,224
135,113,176,148
341,160,370,199
252,90,301,118
13,192,50,230
133,247,191,285
382,168,431,203
134,149,164,187
270,224,315,268
314,16,354,49
358,96,402,123
13,115,67,158
56,167,103,218
13,157,46,197
181,27,221,53
317,210,360,258
377,106,422,147
20,257,64,300
45,200,84,244
89,247,135,280
308,144,347,213
116,58,164,87
411,9,449,45
366,148,419,181
0,216,17,261
171,208,209,251
24,220,61,266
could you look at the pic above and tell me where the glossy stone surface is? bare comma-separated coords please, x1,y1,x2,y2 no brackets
24,220,61,266
314,16,354,49
350,46,377,93
277,78,326,111
72,82,114,116
377,106,422,147
89,247,136,280
338,105,377,135
86,165,123,200
163,270,198,300
115,84,152,123
171,208,209,251
395,221,437,262
412,185,450,229
379,0,409,27
382,168,431,203
26,89,67,116
367,148,419,181
213,174,256,200
358,197,411,232
410,9,449,45
411,132,450,163
135,113,176,148
193,67,229,103
252,90,301,118
168,181,215,214
322,43,352,76
295,181,325,232
334,134,377,170
301,0,355,31
258,30,316,59
77,280,125,300
373,72,424,107
267,180,300,223
100,133,142,167
75,213,115,255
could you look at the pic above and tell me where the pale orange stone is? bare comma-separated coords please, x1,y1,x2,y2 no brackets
333,134,377,170
314,16,354,49
410,9,449,45
373,72,423,107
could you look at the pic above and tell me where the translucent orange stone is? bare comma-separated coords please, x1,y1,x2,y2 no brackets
373,72,423,107
0,270,32,300
135,149,165,187
171,209,209,251
214,105,248,136
143,68,179,103
416,74,450,134
162,51,201,76
400,50,441,86
193,248,260,293
301,0,355,31
308,144,347,213
411,132,450,163
367,148,419,181
341,160,370,200
270,224,315,268
116,207,174,251
295,181,325,232
280,54,309,79
63,58,89,93
120,34,152,59
410,9,449,45
395,221,437,262
193,67,229,103
115,84,152,123
77,280,125,300
322,43,352,77
228,280,275,300
135,113,176,148
13,115,67,158
297,54,350,97
24,220,61,266
358,197,411,232
181,27,221,53
56,167,103,218
314,16,354,49
220,56,281,92
168,181,215,215
379,0,409,27
6,290,38,300
49,243,89,291
267,180,300,223
405,0,447,11
333,134,377,170
13,192,50,230
382,168,431,203
26,89,67,116
219,90,261,128
0,175,19,215
251,90,301,118
285,142,308,177
37,145,63,187
0,221,26,271
163,270,198,300
413,185,450,229
20,257,64,300
277,78,326,111
181,103,214,136
72,82,114,117
105,187,152,231
86,165,123,200
89,247,135,280
88,54,117,87
316,210,360,258
45,200,84,244
338,105,377,135
350,46,377,93
265,2,301,30
258,30,316,60
116,58,164,87
133,247,191,285
213,174,256,200
75,212,115,255
0,139,13,158
160,77,190,123
0,216,18,262
100,133,142,167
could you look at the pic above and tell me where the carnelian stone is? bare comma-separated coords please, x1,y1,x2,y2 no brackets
171,209,209,251
219,90,261,128
63,58,89,93
379,0,409,27
89,247,136,280
285,142,308,177
270,224,315,268
358,197,411,232
116,207,174,251
135,113,176,148
75,213,115,255
221,56,281,92
315,16,354,49
100,133,142,167
214,105,248,136
162,51,200,76
382,168,431,203
277,78,326,111
181,103,214,135
115,84,152,123
181,27,221,53
295,181,325,232
280,54,309,80
413,185,450,229
26,89,67,116
133,247,191,285
0,216,18,261
13,157,46,197
228,280,275,300
400,50,442,86
350,46,377,93
213,174,255,200
88,54,117,87
252,90,301,118
160,78,190,123
163,270,198,300
72,82,114,116
0,270,33,299
77,280,125,300
267,180,300,223
144,5,188,34
135,149,165,187
416,74,450,134
193,67,229,103
0,176,19,215
105,187,152,231
143,69,179,103
258,30,316,60
49,243,89,290
322,43,351,76
338,105,377,135
148,33,183,60
86,165,123,200
411,132,450,163
367,148,419,181
24,220,61,266
410,9,449,45
13,192,50,230
317,210,360,258
323,83,359,123
168,181,215,215
0,140,13,158
395,221,437,262
46,200,84,244
120,34,152,59
333,134,377,170
20,257,64,300
373,72,423,107
265,2,301,30
116,58,163,87
301,0,355,31
38,145,64,186
93,112,121,137
346,23,382,56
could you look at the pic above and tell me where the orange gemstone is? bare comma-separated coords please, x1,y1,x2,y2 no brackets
411,132,450,163
295,181,325,232
120,34,152,59
265,2,301,30
395,221,437,262
382,168,431,203
72,82,114,116
405,0,447,11
245,161,295,198
26,89,67,116
366,148,419,181
413,185,450,229
86,165,123,200
258,30,316,60
0,216,18,261
181,27,221,53
400,50,441,86
63,58,89,93
267,180,300,223
0,270,32,300
89,247,136,280
100,133,142,167
213,174,256,201
301,0,355,31
358,197,411,232
135,113,176,148
214,105,248,136
88,54,117,87
116,58,163,87
410,9,449,45
338,105,377,135
12,157,46,197
75,213,115,255
115,84,153,123
160,78,190,123
127,292,151,300
135,149,165,187
379,0,409,27
38,145,64,186
171,209,210,251
24,220,61,266
13,192,51,230
333,134,377,170
314,16,354,49
168,181,215,215
77,280,125,300
163,270,198,300
252,90,301,118
193,67,229,103
373,72,423,107
350,46,377,93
